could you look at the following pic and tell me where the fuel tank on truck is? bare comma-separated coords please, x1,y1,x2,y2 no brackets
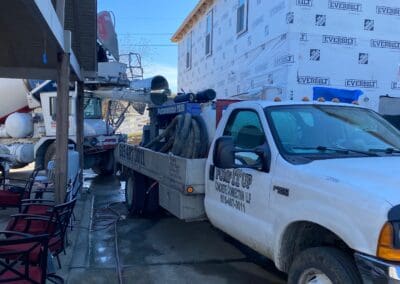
0,79,30,123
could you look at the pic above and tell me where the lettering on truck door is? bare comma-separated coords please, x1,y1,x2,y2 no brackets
207,109,273,252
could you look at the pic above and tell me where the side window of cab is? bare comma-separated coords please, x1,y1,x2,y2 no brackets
223,110,266,168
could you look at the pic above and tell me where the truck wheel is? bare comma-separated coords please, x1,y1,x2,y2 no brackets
92,151,114,176
288,247,362,284
125,172,146,215
125,172,159,216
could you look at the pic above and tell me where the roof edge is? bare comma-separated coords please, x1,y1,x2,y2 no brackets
171,0,214,43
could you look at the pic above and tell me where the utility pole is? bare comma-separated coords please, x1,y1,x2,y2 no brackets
76,81,85,188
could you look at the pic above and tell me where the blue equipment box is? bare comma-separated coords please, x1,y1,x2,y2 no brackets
156,103,201,116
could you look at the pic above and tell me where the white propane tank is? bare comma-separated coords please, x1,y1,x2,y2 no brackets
5,113,33,138
7,144,34,164
68,145,80,197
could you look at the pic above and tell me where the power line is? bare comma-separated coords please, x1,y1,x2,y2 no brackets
119,33,174,36
116,17,181,22
121,44,177,47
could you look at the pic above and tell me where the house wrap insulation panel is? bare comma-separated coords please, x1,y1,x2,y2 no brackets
176,0,400,110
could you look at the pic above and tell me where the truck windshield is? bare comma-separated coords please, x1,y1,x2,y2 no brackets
84,97,102,119
265,105,400,159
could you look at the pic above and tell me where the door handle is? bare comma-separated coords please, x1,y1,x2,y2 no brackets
209,165,215,181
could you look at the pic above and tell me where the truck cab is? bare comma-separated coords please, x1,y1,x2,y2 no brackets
41,91,110,138
36,89,123,174
207,100,400,283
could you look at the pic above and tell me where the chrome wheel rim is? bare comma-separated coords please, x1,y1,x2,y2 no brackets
298,268,332,284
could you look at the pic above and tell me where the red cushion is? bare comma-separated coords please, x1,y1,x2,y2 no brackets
6,219,49,235
0,243,41,263
0,191,21,206
0,265,42,283
25,205,52,216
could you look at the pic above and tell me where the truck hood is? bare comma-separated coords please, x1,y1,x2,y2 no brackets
302,157,400,205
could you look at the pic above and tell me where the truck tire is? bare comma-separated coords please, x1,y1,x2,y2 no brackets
288,247,362,284
92,150,114,176
125,171,159,216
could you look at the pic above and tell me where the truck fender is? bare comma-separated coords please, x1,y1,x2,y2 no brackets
272,201,373,272
35,137,76,169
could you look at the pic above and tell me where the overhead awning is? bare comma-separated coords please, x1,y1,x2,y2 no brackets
0,0,96,81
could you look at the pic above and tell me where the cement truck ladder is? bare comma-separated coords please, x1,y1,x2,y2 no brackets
105,52,145,133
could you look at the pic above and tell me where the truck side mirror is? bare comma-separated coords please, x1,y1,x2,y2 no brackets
213,136,271,172
213,136,236,169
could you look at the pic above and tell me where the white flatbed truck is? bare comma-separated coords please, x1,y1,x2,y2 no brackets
116,99,400,283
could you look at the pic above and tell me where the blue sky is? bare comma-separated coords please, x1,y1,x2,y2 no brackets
98,0,199,91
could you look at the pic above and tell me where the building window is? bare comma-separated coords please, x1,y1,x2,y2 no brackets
186,32,192,70
237,0,248,35
205,10,213,56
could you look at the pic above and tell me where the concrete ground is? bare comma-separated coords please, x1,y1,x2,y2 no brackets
6,169,287,284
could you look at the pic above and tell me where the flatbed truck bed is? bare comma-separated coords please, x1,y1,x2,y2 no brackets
115,143,206,221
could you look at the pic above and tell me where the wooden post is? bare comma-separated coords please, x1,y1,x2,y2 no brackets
55,52,70,204
76,81,84,188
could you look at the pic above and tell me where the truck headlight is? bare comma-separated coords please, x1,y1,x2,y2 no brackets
377,222,400,261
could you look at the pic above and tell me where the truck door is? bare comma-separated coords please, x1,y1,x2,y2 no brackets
205,109,273,253
42,94,76,137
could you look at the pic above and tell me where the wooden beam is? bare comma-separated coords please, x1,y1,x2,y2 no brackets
54,52,70,204
56,0,65,28
76,81,85,188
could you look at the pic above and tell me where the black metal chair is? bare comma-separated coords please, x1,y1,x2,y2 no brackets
0,169,39,210
0,232,48,284
5,199,77,269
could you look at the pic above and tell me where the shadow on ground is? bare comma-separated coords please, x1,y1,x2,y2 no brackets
6,170,286,283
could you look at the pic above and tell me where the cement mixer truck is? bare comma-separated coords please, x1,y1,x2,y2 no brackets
0,64,170,174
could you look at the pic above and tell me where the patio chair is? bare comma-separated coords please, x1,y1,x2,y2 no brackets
0,232,48,284
0,168,39,209
20,182,74,216
5,199,77,268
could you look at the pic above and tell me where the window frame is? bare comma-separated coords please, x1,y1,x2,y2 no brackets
223,108,270,171
236,0,249,36
223,108,266,148
83,97,103,119
49,97,72,119
185,32,192,70
205,9,213,57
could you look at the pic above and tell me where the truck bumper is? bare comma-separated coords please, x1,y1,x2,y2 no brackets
355,253,400,283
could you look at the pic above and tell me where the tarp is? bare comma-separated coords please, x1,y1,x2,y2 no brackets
313,87,363,103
